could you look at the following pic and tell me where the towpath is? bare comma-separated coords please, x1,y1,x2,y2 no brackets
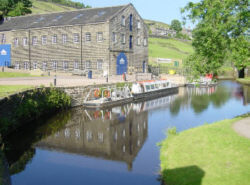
233,117,250,139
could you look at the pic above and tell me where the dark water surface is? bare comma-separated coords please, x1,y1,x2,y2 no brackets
4,81,250,185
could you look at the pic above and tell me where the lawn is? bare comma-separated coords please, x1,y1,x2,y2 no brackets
236,77,250,85
0,85,34,98
160,115,250,185
0,72,42,78
149,37,194,60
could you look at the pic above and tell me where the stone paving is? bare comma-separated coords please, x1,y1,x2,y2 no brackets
233,117,250,139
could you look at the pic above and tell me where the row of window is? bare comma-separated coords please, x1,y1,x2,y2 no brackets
121,14,141,30
14,60,103,70
11,32,104,46
112,33,147,46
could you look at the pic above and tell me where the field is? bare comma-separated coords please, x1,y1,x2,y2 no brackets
148,37,194,60
160,116,250,185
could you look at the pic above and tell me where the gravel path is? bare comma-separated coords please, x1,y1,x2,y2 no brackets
233,117,250,139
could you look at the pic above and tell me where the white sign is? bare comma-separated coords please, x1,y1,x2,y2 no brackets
0,49,7,55
120,58,125,65
157,58,172,64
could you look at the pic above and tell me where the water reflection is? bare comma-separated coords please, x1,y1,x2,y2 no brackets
2,81,249,185
37,106,148,171
170,85,233,115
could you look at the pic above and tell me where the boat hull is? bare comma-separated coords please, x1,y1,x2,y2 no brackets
132,86,179,101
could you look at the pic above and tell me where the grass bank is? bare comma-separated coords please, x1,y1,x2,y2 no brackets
0,72,38,78
0,88,71,137
0,85,34,98
236,77,250,85
160,115,250,185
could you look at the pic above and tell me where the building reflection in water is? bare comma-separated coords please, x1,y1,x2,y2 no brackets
36,92,179,170
37,104,148,171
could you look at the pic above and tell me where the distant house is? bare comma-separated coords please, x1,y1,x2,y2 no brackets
0,4,148,75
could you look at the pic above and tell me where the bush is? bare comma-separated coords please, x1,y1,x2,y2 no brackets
0,88,71,136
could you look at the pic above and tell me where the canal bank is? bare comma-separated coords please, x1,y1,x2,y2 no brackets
160,114,250,185
1,81,250,185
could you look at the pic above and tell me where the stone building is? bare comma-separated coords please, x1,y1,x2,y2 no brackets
0,4,148,75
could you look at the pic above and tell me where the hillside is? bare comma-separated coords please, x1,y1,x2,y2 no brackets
31,0,77,14
149,37,193,60
144,19,170,32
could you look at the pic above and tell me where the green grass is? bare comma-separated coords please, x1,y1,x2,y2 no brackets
160,116,250,185
0,72,37,78
149,37,194,60
236,77,250,85
0,85,34,98
31,0,76,14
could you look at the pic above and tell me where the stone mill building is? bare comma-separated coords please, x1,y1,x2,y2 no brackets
0,4,148,75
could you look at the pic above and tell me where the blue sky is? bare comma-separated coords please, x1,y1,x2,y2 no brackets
74,0,199,28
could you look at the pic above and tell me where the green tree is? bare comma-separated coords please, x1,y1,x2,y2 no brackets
0,0,32,19
170,19,182,33
182,0,249,77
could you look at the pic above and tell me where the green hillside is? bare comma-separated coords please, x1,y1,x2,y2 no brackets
149,37,194,60
31,0,77,14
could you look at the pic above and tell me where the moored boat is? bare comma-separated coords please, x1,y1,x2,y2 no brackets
131,79,179,100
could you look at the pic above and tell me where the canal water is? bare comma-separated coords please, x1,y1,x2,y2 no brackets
3,81,250,185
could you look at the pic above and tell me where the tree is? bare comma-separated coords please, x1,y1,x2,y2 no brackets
170,19,182,33
0,0,32,19
182,0,249,77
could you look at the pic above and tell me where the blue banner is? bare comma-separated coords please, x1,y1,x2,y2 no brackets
0,44,11,66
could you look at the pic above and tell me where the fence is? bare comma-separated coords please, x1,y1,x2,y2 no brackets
148,65,190,76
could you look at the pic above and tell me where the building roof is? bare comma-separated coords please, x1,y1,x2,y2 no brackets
0,5,128,32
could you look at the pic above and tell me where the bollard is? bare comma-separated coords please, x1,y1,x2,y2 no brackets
54,75,57,86
106,75,108,83
48,71,50,76
2,66,4,72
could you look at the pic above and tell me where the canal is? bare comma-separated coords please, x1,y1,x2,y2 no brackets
3,81,250,185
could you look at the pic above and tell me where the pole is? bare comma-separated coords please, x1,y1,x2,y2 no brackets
54,75,57,86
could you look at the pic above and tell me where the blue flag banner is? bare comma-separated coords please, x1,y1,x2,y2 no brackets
0,44,11,67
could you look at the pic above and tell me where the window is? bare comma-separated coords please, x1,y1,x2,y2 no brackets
1,34,6,44
14,38,18,46
121,34,125,44
121,16,125,26
97,60,103,70
98,132,104,143
63,61,68,70
86,33,91,42
52,35,57,44
137,37,141,46
24,62,29,70
129,14,133,31
137,20,141,29
15,62,20,69
129,35,133,49
33,62,37,69
23,37,28,46
86,130,92,141
97,32,103,42
74,61,78,70
52,61,57,70
112,32,117,43
144,37,147,46
41,35,47,45
42,62,47,71
73,33,79,43
85,60,91,69
62,34,67,44
32,36,37,45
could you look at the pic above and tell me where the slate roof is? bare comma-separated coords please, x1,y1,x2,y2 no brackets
0,5,128,32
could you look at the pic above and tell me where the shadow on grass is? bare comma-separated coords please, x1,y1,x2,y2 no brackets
161,165,205,185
